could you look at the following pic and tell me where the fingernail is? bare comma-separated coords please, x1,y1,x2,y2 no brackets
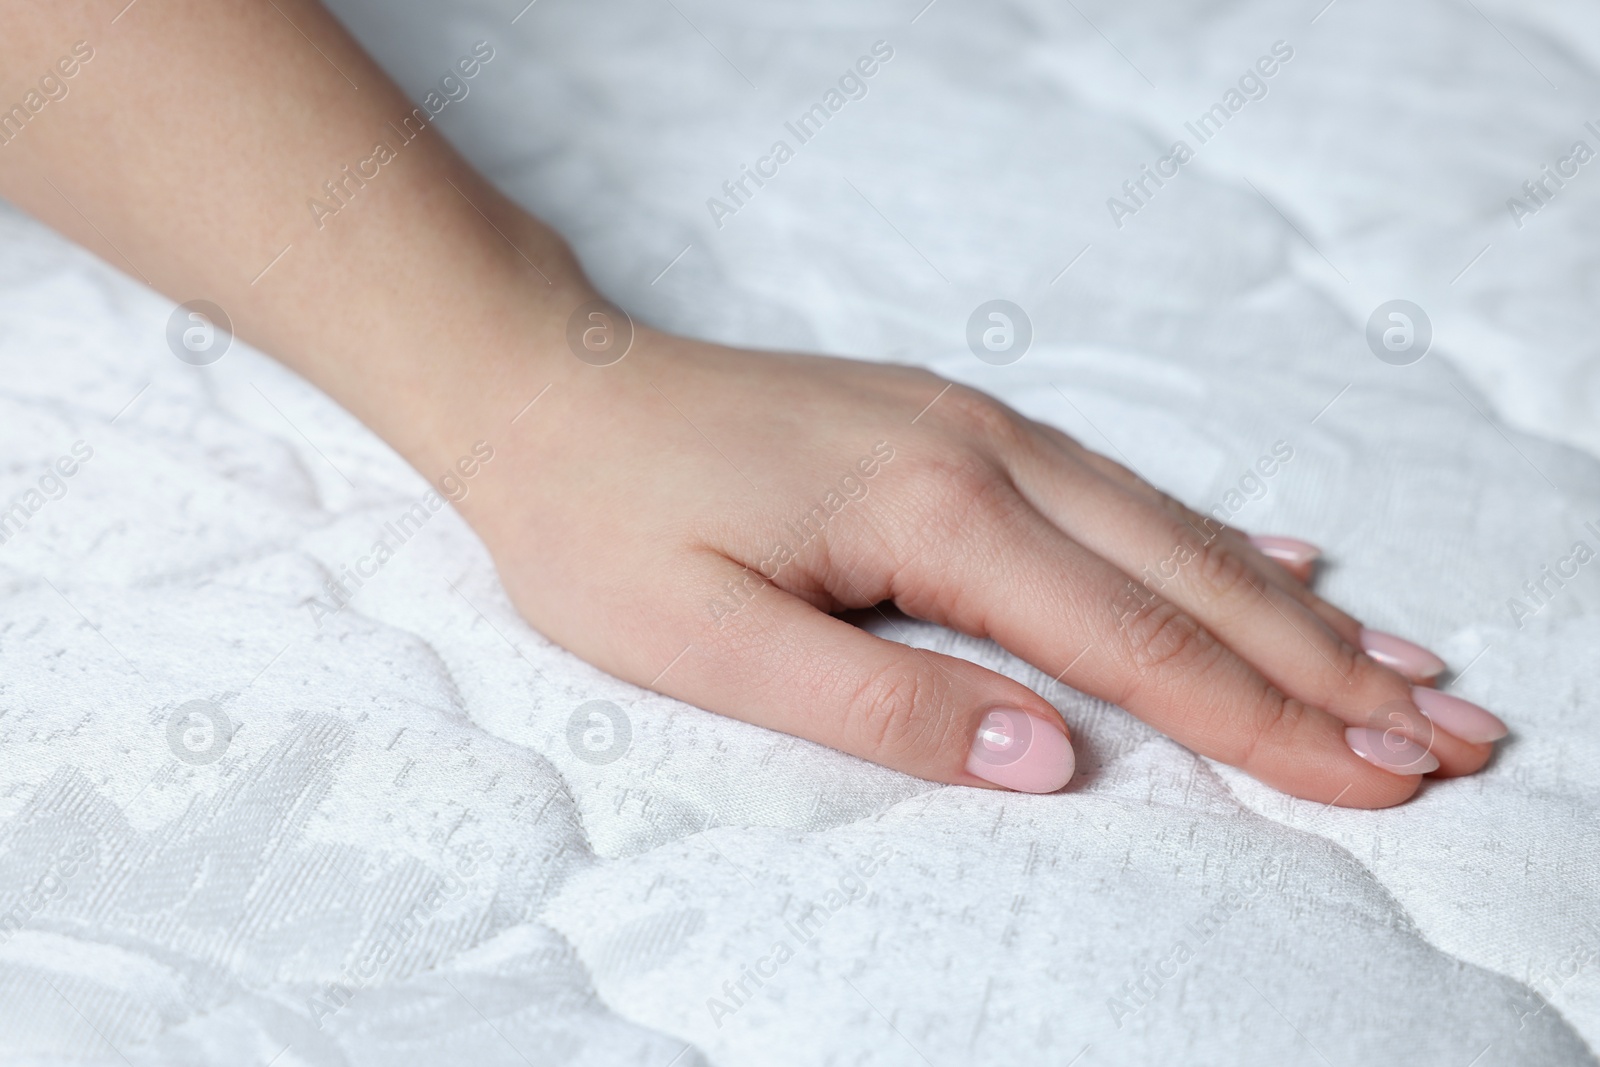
1412,687,1508,744
1359,627,1446,681
1345,725,1440,775
1248,535,1321,565
966,707,1075,793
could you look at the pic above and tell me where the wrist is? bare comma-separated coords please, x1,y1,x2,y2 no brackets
292,198,602,489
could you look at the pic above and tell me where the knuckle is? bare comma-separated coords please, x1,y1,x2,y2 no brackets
879,453,1017,627
1325,637,1369,690
1159,492,1229,541
1231,690,1305,768
1117,600,1220,681
1187,535,1256,606
900,452,1016,540
847,659,945,762
937,387,1026,448
919,449,999,499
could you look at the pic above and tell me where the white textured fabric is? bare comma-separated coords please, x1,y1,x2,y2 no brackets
2,0,1597,1064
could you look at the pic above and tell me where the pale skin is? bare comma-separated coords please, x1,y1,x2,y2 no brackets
0,0,1503,807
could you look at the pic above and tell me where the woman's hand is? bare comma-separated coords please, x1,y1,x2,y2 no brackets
455,327,1506,807
0,0,1505,809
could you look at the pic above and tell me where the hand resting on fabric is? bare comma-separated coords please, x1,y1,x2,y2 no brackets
0,0,1507,808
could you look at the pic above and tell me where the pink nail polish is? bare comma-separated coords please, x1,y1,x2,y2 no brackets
966,707,1075,793
1248,535,1321,565
1359,627,1446,681
1412,687,1508,744
1345,726,1440,775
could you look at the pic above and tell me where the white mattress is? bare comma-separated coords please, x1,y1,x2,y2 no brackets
3,0,1598,1063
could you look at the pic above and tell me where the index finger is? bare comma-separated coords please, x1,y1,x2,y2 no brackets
888,481,1428,808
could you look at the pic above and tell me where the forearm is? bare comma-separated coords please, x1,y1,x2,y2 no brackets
0,0,590,473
